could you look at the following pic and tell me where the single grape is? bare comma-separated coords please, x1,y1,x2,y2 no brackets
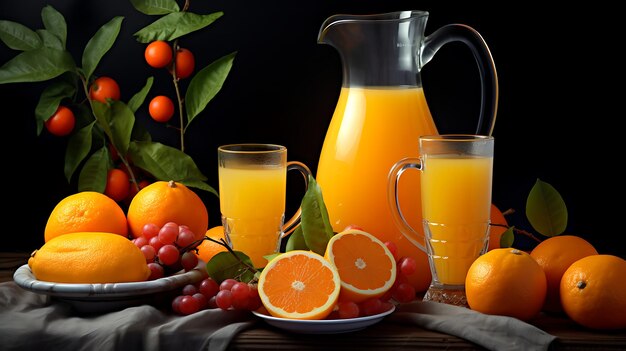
147,262,164,280
171,295,184,313
198,278,219,298
140,245,156,262
384,241,399,261
393,282,416,303
246,284,262,311
176,229,196,248
399,256,417,276
193,293,208,310
219,278,238,291
142,223,160,239
180,251,199,271
207,296,218,309
178,295,200,315
182,284,198,296
149,236,164,251
231,282,251,310
337,301,360,319
158,244,180,266
215,290,233,310
158,224,179,245
133,236,148,248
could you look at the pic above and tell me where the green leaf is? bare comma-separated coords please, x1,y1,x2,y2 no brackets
205,251,255,283
92,100,134,155
285,225,308,251
300,175,334,255
34,79,76,135
263,253,281,263
133,11,222,43
41,5,67,49
78,146,109,192
185,51,235,127
128,141,216,195
127,76,153,113
0,20,42,50
526,179,568,237
0,47,75,83
36,29,63,50
499,226,515,248
82,16,123,81
64,122,95,182
130,0,180,15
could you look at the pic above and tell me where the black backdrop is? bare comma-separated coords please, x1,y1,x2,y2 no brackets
1,1,623,257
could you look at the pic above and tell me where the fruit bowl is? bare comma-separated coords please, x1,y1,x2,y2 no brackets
13,263,205,314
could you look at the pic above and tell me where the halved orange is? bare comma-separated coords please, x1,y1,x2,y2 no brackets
258,250,340,320
325,229,397,303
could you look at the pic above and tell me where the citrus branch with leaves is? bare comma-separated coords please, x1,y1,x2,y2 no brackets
0,0,235,200
497,178,569,249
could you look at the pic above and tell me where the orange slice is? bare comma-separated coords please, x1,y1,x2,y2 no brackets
258,250,340,320
325,229,397,302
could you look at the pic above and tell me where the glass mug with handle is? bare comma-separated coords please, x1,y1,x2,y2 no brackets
388,135,494,306
218,144,312,268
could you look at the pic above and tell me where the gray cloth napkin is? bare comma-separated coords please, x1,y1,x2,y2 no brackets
389,301,556,351
0,282,257,351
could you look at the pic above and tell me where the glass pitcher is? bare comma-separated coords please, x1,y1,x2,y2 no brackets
316,11,497,292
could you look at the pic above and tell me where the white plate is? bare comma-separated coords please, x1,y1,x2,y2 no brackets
13,263,205,314
252,305,395,334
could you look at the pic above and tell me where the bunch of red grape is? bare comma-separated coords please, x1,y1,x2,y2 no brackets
172,277,262,315
132,222,201,279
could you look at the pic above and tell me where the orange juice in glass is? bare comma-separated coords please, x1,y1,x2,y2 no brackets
388,135,494,306
218,144,311,268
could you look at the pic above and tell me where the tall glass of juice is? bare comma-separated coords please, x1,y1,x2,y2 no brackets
388,135,494,306
218,144,311,268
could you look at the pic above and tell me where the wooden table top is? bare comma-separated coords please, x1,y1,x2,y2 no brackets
2,252,625,350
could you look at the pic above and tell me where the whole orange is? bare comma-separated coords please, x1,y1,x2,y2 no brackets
45,106,75,137
44,191,128,242
104,168,130,202
144,40,172,68
466,248,547,321
488,204,508,251
148,95,175,123
127,180,208,241
175,48,195,79
530,235,598,313
89,76,120,103
195,226,228,263
560,255,626,330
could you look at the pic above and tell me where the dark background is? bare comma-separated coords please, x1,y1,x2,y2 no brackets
1,1,623,257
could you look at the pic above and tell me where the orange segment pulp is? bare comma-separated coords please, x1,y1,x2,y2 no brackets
324,229,397,303
258,250,340,320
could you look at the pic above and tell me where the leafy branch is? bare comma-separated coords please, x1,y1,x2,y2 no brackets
0,0,235,199
496,178,568,249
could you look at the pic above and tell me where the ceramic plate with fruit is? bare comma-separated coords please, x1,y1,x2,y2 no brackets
13,262,205,314
252,305,395,334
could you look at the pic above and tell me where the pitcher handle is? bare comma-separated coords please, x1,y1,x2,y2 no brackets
281,161,312,237
387,157,426,253
421,24,498,136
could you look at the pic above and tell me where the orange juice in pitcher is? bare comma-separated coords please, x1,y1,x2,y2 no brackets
316,11,498,292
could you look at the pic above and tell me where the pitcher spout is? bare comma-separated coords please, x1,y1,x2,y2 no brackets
317,11,429,87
